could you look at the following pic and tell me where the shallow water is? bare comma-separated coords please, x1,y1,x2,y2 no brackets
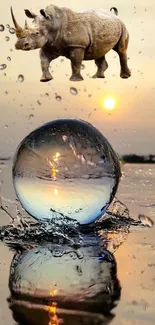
0,162,155,324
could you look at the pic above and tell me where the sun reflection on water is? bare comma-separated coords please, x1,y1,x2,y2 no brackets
47,152,60,181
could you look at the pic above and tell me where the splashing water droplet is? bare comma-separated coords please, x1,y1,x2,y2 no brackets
70,87,78,95
55,95,62,101
0,24,4,32
9,27,15,34
0,64,7,70
5,36,10,42
7,56,11,61
12,119,121,225
18,74,24,82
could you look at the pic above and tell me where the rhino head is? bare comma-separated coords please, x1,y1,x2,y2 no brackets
10,6,62,50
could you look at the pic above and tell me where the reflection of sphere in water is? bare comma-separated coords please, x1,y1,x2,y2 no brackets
8,243,121,325
12,119,121,224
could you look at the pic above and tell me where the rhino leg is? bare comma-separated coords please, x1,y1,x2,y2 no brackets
114,33,131,79
40,48,58,82
69,48,84,81
92,56,108,78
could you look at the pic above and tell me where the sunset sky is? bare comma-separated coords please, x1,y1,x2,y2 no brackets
0,0,155,156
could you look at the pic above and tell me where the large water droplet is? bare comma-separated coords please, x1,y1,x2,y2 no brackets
12,119,121,225
0,64,7,70
5,36,10,42
70,87,78,95
18,74,24,82
9,27,15,34
0,24,4,32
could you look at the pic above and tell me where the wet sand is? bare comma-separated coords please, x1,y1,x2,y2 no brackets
0,163,155,324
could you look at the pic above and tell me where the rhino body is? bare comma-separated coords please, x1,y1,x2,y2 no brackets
11,5,131,82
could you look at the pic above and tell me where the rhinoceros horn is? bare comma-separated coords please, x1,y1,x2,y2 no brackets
10,7,24,37
24,20,29,29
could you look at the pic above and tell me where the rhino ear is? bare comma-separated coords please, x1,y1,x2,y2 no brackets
40,9,51,20
24,9,37,19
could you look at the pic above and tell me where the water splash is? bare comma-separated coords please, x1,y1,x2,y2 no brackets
0,195,131,251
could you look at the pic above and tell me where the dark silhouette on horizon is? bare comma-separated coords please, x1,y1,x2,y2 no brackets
120,154,155,164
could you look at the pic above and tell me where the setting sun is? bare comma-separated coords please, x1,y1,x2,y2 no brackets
103,97,116,110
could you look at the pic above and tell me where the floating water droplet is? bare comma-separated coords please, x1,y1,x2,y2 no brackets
81,64,85,70
9,27,15,34
6,24,10,28
18,74,24,82
0,24,4,32
5,36,10,42
55,95,62,101
0,64,7,70
28,114,34,119
12,119,121,225
7,56,11,61
70,87,78,95
5,91,8,95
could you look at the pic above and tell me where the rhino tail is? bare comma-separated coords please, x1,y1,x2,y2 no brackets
110,7,118,15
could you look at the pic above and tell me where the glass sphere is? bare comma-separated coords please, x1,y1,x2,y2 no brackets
12,119,121,224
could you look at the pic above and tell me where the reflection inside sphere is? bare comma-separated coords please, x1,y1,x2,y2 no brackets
8,240,121,325
13,119,121,224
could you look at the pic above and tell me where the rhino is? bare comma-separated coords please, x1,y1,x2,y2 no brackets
10,5,131,82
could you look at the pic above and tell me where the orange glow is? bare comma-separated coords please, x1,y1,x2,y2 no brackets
47,157,59,180
54,189,59,196
52,166,58,180
50,289,57,296
46,302,60,325
49,305,57,314
53,152,60,162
